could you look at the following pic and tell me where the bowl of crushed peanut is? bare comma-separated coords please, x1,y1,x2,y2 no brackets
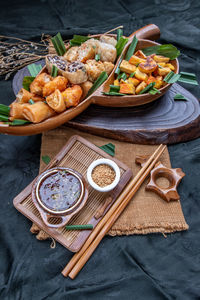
87,158,120,192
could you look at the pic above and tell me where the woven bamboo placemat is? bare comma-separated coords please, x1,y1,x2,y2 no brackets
31,126,188,240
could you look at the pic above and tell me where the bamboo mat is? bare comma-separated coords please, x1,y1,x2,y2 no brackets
31,126,188,239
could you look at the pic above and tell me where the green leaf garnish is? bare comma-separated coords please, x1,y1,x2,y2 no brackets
51,32,66,56
69,35,90,46
125,35,138,61
164,71,181,83
28,63,42,77
95,54,100,61
158,64,164,69
174,94,188,101
142,44,180,60
9,119,31,126
65,224,93,230
139,82,155,94
0,114,9,122
22,76,35,91
149,87,161,95
86,71,108,97
129,71,136,78
99,143,115,157
102,92,126,96
29,99,35,105
115,36,129,56
42,155,51,165
117,28,123,41
178,72,198,85
117,72,127,81
115,56,123,75
51,65,58,77
109,85,120,93
0,104,10,116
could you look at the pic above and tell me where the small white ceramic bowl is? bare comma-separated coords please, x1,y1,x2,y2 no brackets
87,158,121,192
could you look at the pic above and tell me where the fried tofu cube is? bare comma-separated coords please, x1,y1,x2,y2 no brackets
120,60,136,74
135,68,148,81
158,63,166,67
129,55,146,66
158,67,171,76
135,81,147,94
119,83,135,94
165,63,175,71
155,76,164,89
146,75,157,85
134,50,147,59
127,77,140,86
114,79,120,86
153,55,170,63
138,57,157,74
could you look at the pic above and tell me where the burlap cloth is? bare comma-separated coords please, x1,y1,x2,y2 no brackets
31,126,188,240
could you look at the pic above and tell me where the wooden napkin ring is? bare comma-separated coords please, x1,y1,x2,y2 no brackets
135,156,185,202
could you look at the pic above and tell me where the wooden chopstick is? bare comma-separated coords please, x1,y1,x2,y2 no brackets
62,144,166,278
68,144,166,279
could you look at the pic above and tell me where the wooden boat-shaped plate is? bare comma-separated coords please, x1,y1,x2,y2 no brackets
0,24,178,135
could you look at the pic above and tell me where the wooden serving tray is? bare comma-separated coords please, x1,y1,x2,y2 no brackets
13,135,132,252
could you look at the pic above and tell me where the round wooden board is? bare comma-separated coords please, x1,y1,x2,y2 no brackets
13,63,200,145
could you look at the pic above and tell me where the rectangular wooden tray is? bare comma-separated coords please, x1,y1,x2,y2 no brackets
13,135,132,252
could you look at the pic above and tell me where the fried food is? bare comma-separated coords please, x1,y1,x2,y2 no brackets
30,73,52,96
103,62,114,75
80,81,93,98
46,89,66,113
99,35,117,47
22,101,56,123
77,43,95,63
120,60,136,74
43,76,68,97
83,38,100,52
16,88,44,103
85,59,105,82
119,83,135,94
153,55,170,63
46,55,68,75
134,68,148,81
9,102,29,120
135,81,147,94
65,61,88,84
97,42,117,63
138,57,157,74
63,46,79,62
62,85,83,108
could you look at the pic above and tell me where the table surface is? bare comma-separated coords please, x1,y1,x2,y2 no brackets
1,1,200,299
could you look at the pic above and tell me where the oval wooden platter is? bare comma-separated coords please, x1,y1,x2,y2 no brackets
0,24,176,136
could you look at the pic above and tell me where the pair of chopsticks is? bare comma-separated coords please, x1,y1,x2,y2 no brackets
62,144,166,279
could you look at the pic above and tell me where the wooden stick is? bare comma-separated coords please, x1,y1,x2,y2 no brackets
61,144,166,277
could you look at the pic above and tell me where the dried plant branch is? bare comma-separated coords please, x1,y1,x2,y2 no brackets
0,35,49,79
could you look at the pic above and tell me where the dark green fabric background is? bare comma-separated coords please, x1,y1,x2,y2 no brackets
0,1,200,299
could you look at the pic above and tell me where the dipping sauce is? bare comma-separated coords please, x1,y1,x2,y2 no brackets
91,164,116,187
38,170,82,212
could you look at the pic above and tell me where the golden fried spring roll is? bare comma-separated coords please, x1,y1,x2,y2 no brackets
9,102,29,121
80,81,93,99
16,88,44,103
22,102,55,123
43,76,68,97
46,89,66,113
30,73,52,96
62,85,82,108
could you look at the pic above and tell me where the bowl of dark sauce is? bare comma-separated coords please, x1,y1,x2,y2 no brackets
32,167,88,228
